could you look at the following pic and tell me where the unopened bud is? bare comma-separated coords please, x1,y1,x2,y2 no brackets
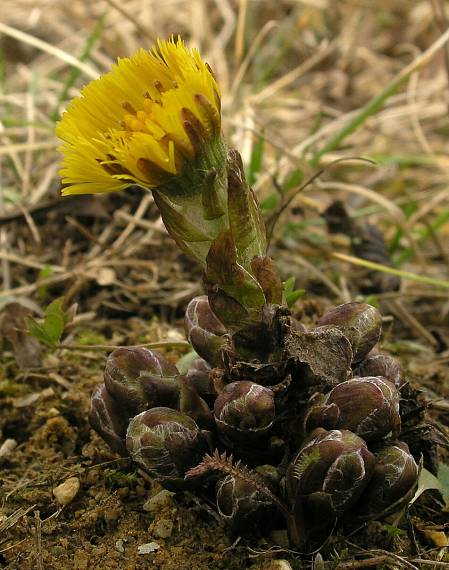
303,376,401,441
214,381,275,447
358,441,418,516
104,347,179,412
126,407,210,481
184,295,227,366
318,302,382,363
88,384,128,456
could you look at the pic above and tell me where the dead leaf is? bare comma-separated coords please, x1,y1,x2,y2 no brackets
410,466,442,505
284,325,353,386
0,301,42,368
437,462,449,510
422,529,449,547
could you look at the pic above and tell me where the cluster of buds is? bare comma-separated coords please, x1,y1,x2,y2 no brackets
89,300,419,547
56,37,421,549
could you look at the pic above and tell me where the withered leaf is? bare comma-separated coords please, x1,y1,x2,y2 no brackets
284,325,353,387
0,301,42,368
206,230,265,310
251,256,283,305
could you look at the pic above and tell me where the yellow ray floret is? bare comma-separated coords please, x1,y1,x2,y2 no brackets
56,37,221,195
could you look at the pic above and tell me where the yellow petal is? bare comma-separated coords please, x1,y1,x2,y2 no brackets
56,36,221,195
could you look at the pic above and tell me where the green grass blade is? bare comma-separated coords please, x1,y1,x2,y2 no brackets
388,202,417,257
248,132,265,186
311,73,409,166
333,252,449,290
394,209,449,266
51,13,107,122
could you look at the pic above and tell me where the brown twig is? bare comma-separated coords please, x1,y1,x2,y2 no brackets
33,511,43,570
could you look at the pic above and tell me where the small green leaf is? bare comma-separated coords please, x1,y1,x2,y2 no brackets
285,289,306,308
37,265,54,303
104,468,138,487
283,169,303,192
176,350,199,374
248,133,265,186
284,276,296,294
27,297,67,347
383,524,407,537
260,194,279,211
363,294,379,308
283,277,305,308
437,462,449,509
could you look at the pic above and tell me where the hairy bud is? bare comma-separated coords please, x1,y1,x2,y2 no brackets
354,352,402,388
104,347,179,412
286,429,375,527
185,358,217,404
358,441,418,517
88,384,128,456
318,302,382,363
216,474,276,532
303,376,401,441
185,296,227,366
126,407,210,481
214,381,275,447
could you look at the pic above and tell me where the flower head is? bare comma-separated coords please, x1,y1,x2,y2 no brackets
56,37,221,195
57,37,275,327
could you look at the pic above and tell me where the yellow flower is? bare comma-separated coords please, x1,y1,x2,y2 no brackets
56,37,221,196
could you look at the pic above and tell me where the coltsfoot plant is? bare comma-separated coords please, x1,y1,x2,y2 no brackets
57,37,420,548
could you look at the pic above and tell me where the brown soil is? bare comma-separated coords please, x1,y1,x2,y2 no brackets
1,283,448,569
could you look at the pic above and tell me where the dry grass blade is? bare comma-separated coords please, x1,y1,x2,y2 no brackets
312,24,449,164
0,22,98,79
318,180,426,268
0,505,37,533
0,142,58,156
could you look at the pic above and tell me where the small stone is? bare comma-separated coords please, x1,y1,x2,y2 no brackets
143,490,175,514
13,392,40,408
0,438,17,458
257,561,292,570
137,542,160,554
273,562,293,570
41,387,55,399
115,539,125,553
153,518,174,538
53,477,80,506
135,485,146,497
96,267,116,286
